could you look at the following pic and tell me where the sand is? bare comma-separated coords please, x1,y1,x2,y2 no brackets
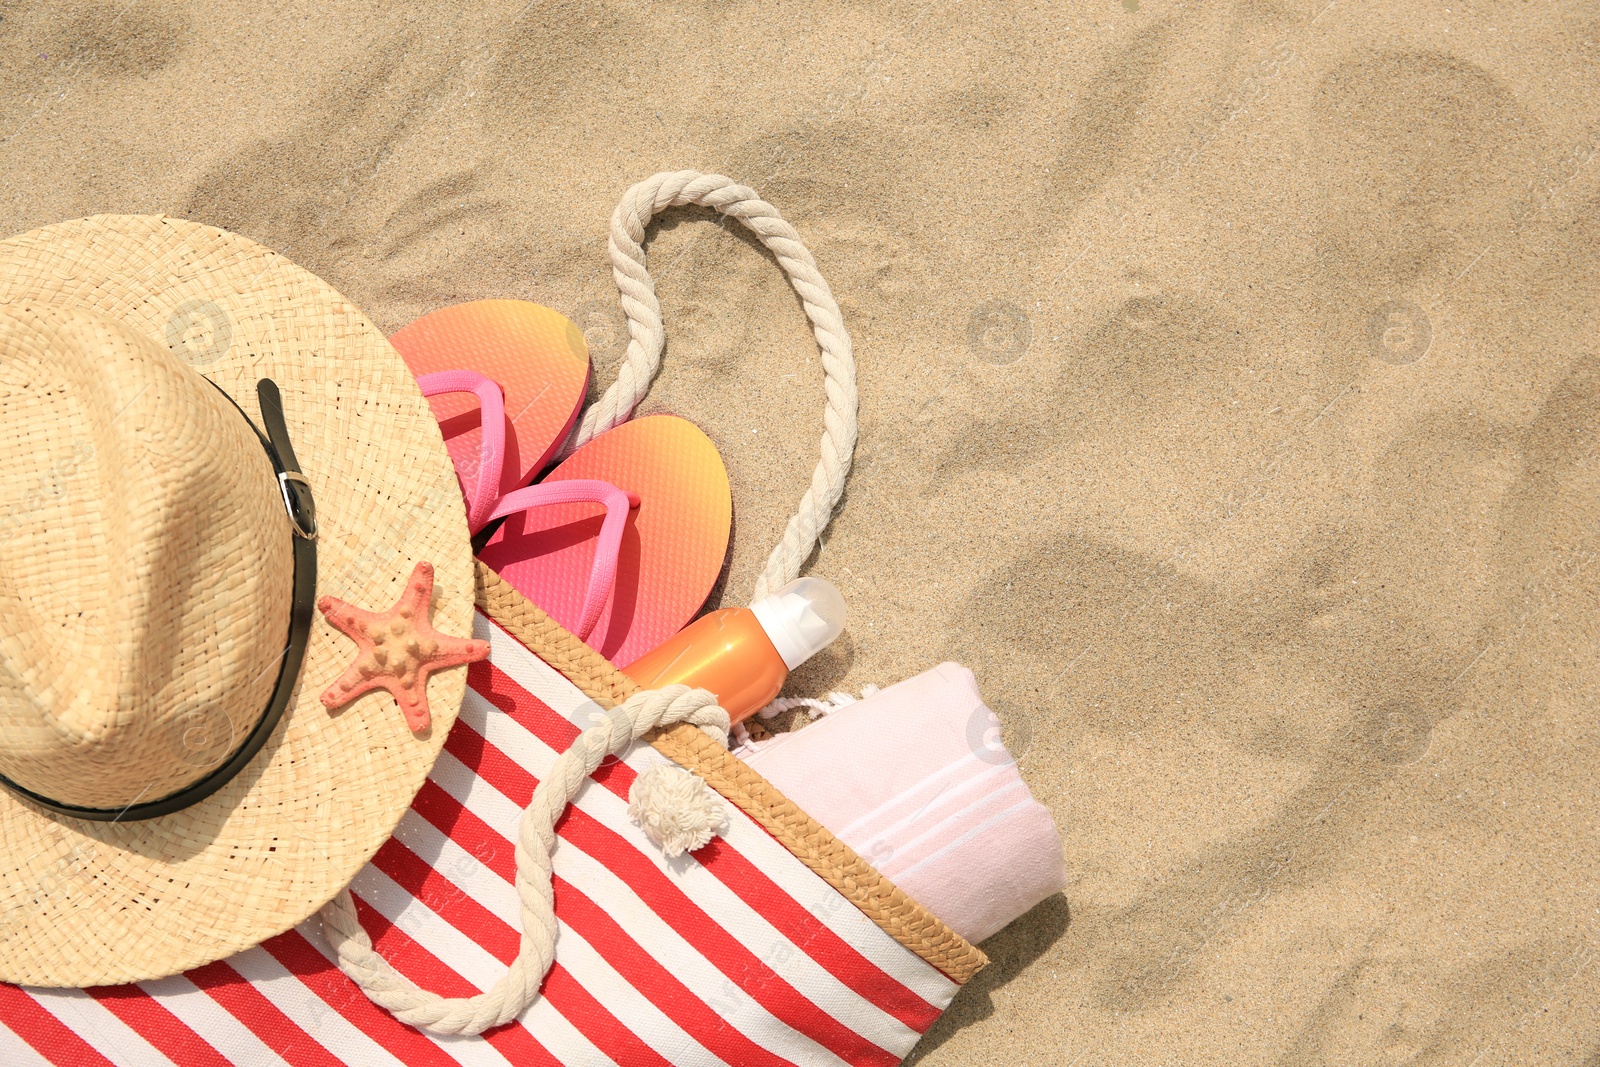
4,1,1599,1062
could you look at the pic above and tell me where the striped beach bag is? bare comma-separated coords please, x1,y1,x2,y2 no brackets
0,173,987,1064
0,566,984,1066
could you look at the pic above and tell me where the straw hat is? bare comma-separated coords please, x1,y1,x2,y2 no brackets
0,215,475,986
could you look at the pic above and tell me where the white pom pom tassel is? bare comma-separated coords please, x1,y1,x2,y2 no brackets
627,763,730,858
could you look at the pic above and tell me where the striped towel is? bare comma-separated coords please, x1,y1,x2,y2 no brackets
0,606,961,1066
742,663,1066,945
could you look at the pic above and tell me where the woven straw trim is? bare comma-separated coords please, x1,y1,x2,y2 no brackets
475,563,988,984
475,562,636,706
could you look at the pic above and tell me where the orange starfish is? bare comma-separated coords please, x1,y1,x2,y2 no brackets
317,561,488,732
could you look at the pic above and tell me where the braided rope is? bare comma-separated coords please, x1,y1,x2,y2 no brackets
325,175,853,1031
320,685,729,1035
564,171,859,600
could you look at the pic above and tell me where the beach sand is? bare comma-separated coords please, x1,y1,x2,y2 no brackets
3,1,1599,1062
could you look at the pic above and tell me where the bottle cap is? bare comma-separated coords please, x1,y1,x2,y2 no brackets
749,577,847,671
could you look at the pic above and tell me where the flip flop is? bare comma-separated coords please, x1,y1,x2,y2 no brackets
389,300,590,504
417,368,730,665
478,414,733,667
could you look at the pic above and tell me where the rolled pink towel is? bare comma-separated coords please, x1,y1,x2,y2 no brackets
740,662,1066,944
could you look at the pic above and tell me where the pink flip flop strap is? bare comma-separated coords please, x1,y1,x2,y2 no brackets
418,369,639,641
489,480,641,641
417,369,506,533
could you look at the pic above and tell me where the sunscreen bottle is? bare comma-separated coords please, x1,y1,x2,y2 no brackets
623,577,847,724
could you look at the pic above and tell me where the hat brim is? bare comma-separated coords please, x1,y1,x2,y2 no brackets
0,215,474,986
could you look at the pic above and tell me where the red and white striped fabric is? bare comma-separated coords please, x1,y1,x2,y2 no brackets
0,608,959,1066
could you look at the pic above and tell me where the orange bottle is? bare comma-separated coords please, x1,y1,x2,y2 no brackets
623,578,847,724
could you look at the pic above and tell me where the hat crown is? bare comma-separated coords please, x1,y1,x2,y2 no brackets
0,305,292,809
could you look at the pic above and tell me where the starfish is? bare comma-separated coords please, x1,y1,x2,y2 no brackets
317,560,488,732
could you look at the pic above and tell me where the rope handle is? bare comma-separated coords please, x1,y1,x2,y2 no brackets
324,174,851,1032
320,686,730,1035
562,171,859,601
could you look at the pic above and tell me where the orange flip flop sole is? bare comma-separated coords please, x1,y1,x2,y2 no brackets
390,300,590,500
477,414,733,667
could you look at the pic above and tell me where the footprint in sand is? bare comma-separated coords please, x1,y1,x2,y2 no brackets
1307,49,1538,383
182,35,499,302
42,2,186,78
